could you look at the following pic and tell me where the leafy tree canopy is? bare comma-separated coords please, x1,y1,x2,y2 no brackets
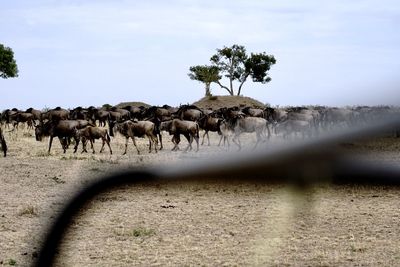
0,44,18,79
189,44,276,96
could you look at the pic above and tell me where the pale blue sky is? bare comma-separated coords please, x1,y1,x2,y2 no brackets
1,0,399,109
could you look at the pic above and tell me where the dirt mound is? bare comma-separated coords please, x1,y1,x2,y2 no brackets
115,101,151,108
192,95,266,110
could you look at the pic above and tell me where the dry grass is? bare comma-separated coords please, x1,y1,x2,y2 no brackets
0,126,400,266
192,95,266,109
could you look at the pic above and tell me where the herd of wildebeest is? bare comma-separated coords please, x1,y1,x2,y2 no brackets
0,104,399,157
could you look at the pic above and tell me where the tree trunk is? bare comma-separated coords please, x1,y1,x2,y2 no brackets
237,74,249,96
216,81,233,95
205,83,211,97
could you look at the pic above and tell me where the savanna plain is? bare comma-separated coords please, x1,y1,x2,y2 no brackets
1,125,400,266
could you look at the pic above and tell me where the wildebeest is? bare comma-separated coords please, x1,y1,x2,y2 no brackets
161,119,200,152
76,126,112,154
275,119,312,139
223,116,269,150
197,113,221,146
25,108,42,122
141,106,175,150
41,107,70,122
92,109,110,127
323,108,355,129
122,105,146,120
241,107,265,118
35,120,93,153
110,107,131,121
70,106,95,123
0,128,7,157
13,112,36,130
175,105,204,121
109,120,158,154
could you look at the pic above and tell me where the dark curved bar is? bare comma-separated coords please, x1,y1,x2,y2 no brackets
35,171,157,267
35,116,400,266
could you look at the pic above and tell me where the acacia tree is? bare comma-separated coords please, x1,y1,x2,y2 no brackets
0,44,18,79
188,65,220,96
189,44,276,96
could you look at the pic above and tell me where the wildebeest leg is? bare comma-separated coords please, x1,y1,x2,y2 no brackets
201,131,207,145
105,138,112,154
153,135,158,153
0,130,7,157
185,133,193,152
131,136,140,154
218,135,223,146
232,134,241,151
266,124,271,139
172,134,180,151
158,133,163,150
73,136,80,153
81,138,88,153
100,138,105,153
90,139,96,154
253,132,262,150
122,137,129,155
147,136,152,153
48,136,54,154
194,133,200,151
149,134,158,153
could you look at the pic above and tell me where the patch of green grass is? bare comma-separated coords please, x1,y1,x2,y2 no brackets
8,258,16,266
18,206,38,217
131,227,156,238
114,227,156,239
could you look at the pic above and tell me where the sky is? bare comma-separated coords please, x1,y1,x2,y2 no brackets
1,0,399,110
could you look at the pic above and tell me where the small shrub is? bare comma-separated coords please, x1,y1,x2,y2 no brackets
8,258,16,266
131,227,155,238
208,95,218,101
18,206,38,217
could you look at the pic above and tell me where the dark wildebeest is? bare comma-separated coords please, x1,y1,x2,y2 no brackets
2,109,20,129
241,107,265,118
41,107,70,122
122,105,146,120
13,112,36,130
110,107,131,121
0,128,7,157
109,120,158,155
161,119,200,152
25,108,42,122
91,109,110,127
70,107,95,123
76,126,112,154
223,115,269,150
35,120,93,153
141,106,174,150
175,105,204,121
197,113,221,146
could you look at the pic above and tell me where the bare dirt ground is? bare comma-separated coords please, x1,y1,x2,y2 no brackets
0,126,400,266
